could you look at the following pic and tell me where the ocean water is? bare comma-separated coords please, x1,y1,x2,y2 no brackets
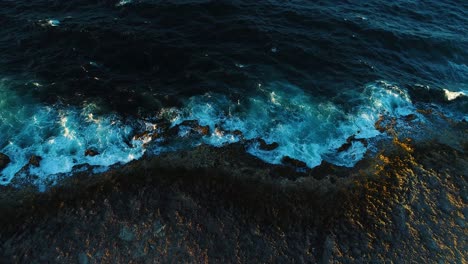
0,0,467,186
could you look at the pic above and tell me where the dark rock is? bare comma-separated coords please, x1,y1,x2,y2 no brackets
232,130,243,137
416,108,433,115
185,120,210,136
281,156,307,168
404,114,417,122
169,120,211,138
195,124,210,136
132,131,160,146
29,155,42,167
337,135,368,152
0,153,10,171
258,139,279,151
85,149,99,157
337,137,354,152
311,160,348,178
374,115,390,133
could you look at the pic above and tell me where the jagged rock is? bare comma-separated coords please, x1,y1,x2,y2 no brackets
281,156,307,168
257,139,279,151
85,149,99,157
0,153,10,171
28,155,42,167
374,116,387,133
133,131,151,140
337,135,368,152
167,120,211,138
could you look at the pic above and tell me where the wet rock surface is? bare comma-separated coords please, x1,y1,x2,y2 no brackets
0,153,10,171
0,133,466,263
257,139,279,151
28,155,42,168
167,120,211,138
84,149,99,157
281,155,308,168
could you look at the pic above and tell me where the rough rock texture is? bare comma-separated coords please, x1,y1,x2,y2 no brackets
0,110,467,263
0,137,466,263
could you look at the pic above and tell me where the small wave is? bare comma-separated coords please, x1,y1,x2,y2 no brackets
444,89,465,101
116,0,133,7
167,81,416,168
0,80,146,185
1,78,463,188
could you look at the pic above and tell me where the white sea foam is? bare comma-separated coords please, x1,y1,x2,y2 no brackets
116,0,133,7
0,80,146,185
444,89,465,101
0,78,423,187
169,81,416,168
47,19,60,27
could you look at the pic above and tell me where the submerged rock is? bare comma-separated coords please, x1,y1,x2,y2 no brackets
28,155,42,167
337,135,368,152
167,120,211,138
0,153,10,171
257,139,279,151
85,149,99,157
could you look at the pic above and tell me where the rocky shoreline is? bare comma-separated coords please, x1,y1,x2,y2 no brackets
0,133,466,263
0,110,467,263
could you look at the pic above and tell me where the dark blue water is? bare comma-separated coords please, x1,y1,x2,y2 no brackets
0,0,467,186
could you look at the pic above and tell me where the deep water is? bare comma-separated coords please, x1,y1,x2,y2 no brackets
0,0,467,185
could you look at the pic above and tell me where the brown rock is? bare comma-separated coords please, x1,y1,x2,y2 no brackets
29,155,42,167
172,120,211,137
194,124,210,136
374,116,386,133
133,131,150,141
416,108,433,115
0,153,11,171
404,114,417,122
85,149,99,157
232,130,243,137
